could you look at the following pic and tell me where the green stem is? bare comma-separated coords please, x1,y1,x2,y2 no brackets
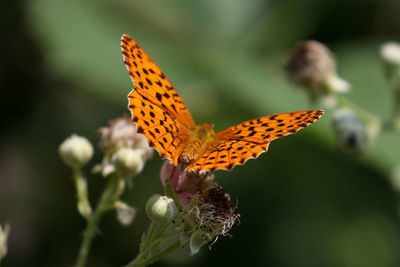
124,255,146,267
336,94,380,125
391,89,400,130
125,222,179,267
73,169,92,219
146,240,181,264
125,239,180,267
74,174,122,267
144,222,158,249
150,223,172,243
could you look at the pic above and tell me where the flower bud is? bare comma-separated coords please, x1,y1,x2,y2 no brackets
285,41,349,101
285,41,333,87
98,117,153,159
0,223,10,261
380,42,400,88
112,148,145,179
332,108,367,153
145,194,178,224
381,42,400,67
59,134,93,169
115,201,136,226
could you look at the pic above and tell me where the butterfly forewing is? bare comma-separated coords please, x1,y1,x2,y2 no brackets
121,34,195,163
187,110,324,173
128,89,190,163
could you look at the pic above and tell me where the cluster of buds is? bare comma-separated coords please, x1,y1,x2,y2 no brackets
94,117,155,224
59,117,153,225
285,41,383,153
96,117,153,180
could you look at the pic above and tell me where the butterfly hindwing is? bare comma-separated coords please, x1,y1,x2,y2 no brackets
187,110,324,173
186,140,268,173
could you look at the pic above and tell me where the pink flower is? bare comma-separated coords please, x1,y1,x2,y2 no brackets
160,162,213,208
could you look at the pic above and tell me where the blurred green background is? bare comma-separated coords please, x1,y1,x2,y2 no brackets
2,0,400,266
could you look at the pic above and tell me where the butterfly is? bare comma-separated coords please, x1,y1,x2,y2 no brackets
120,34,324,174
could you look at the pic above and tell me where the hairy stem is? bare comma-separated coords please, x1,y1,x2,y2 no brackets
125,221,178,267
74,174,123,267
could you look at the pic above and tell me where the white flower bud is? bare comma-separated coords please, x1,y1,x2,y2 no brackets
0,223,10,261
381,42,400,66
145,194,178,224
115,201,136,226
380,42,400,88
332,108,367,153
112,148,145,179
59,134,93,169
325,73,350,93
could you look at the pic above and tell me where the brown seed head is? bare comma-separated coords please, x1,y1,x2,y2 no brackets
285,41,335,89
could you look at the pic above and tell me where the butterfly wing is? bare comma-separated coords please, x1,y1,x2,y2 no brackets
187,110,324,173
121,34,196,164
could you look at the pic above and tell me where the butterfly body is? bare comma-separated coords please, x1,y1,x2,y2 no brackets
180,123,217,164
121,34,324,174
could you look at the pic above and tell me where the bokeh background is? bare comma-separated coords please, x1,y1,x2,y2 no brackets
2,0,400,266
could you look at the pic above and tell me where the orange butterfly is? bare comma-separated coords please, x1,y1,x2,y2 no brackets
121,34,324,174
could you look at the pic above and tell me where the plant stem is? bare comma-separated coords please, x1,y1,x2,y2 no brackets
74,174,123,267
391,89,400,130
73,169,92,219
146,240,181,264
125,221,179,267
336,94,380,125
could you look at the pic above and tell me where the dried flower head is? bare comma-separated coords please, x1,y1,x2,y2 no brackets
285,41,334,88
159,162,238,254
285,41,349,101
186,185,238,240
